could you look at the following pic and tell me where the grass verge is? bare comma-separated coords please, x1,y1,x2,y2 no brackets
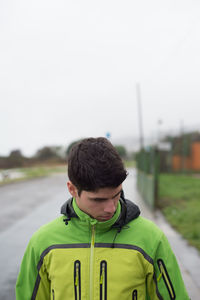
159,174,200,252
124,160,136,168
22,165,67,178
0,165,67,185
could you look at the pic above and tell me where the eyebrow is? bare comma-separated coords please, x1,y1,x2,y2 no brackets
89,189,122,201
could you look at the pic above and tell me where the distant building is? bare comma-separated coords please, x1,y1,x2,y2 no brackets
171,132,200,171
172,142,200,171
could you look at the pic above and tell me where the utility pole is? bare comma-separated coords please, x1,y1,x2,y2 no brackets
136,83,144,150
180,119,185,172
157,119,163,146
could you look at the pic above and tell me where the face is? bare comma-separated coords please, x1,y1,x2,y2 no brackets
67,181,122,221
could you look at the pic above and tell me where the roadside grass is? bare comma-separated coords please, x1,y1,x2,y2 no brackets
159,174,200,252
22,165,67,178
0,165,67,185
124,160,136,168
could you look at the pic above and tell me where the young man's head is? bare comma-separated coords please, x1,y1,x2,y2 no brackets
67,137,127,221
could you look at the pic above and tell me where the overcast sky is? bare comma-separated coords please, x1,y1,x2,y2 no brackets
1,0,200,156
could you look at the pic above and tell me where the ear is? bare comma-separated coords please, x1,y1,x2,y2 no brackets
67,181,78,198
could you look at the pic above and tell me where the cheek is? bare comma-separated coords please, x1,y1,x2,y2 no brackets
115,197,120,206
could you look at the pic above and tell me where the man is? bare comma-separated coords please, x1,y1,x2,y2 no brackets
16,137,189,299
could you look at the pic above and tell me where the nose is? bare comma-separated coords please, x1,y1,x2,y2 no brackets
103,199,116,214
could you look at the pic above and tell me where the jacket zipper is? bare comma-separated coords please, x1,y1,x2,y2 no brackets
52,289,55,300
100,260,107,300
132,289,137,300
90,225,95,300
157,259,175,300
74,260,81,300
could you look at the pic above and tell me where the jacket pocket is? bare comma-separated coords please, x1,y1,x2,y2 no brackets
132,289,137,300
74,260,81,300
100,260,107,300
157,259,175,300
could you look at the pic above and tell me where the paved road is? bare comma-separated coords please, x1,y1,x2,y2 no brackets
0,174,69,300
0,169,200,299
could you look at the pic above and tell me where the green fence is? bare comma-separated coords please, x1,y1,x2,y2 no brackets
136,148,159,210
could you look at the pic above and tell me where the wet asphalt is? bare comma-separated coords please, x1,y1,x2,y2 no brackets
0,169,200,299
0,173,69,300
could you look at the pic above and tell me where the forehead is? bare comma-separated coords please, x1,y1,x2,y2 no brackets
82,184,122,200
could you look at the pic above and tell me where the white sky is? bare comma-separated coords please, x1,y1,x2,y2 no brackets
1,0,200,156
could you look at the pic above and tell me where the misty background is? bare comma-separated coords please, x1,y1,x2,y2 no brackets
1,0,200,156
1,2,200,299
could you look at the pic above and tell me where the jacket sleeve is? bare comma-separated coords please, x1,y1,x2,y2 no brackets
150,232,190,300
16,237,50,300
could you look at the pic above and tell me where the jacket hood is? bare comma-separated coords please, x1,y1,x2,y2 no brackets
60,191,140,229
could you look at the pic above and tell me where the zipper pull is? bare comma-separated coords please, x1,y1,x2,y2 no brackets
75,264,79,286
100,274,103,285
52,289,55,300
100,261,107,300
157,259,175,300
91,225,95,246
100,262,105,284
74,260,81,300
132,289,137,300
157,260,163,281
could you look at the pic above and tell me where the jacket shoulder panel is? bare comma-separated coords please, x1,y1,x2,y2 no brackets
29,216,67,252
117,216,164,257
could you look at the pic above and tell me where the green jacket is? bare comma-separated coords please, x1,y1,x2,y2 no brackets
16,196,189,300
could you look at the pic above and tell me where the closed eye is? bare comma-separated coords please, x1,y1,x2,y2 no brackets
92,198,108,202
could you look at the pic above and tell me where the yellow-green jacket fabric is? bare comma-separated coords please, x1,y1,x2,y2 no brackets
16,197,189,300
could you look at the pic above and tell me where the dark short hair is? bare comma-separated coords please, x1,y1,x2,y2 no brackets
67,137,127,194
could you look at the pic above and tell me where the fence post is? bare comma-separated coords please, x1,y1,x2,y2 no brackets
153,148,159,208
136,147,159,210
